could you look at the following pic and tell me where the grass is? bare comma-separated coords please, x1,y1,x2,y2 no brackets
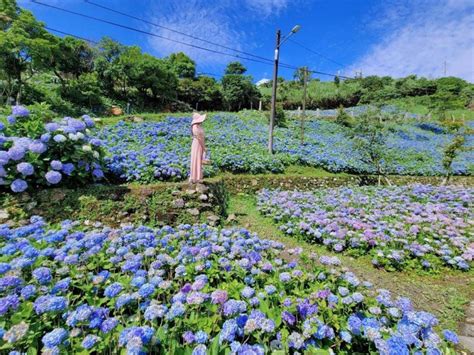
226,193,474,332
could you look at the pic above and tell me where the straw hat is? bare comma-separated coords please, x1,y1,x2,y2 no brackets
191,112,207,125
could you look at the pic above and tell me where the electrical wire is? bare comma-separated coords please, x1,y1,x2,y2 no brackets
33,0,353,79
288,38,347,68
32,0,280,68
45,26,99,44
84,0,276,64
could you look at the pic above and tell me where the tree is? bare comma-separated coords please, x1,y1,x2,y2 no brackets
0,2,55,103
225,61,246,75
293,67,312,85
129,53,178,109
94,37,125,97
166,52,195,79
50,36,95,90
441,121,473,184
352,109,391,185
178,76,222,110
222,74,259,111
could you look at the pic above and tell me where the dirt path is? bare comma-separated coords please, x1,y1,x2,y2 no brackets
226,194,474,353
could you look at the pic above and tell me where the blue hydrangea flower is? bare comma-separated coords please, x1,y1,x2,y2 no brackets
192,344,207,355
53,135,67,143
138,283,155,298
16,162,34,176
45,171,62,184
42,328,68,348
82,334,100,349
12,105,30,117
32,267,52,285
50,160,63,171
8,147,25,161
194,330,208,344
61,163,75,176
442,330,458,344
10,179,28,193
100,317,118,333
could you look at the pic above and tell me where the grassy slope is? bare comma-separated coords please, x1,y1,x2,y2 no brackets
226,193,474,332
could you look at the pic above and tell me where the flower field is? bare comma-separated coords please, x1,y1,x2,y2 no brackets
257,185,473,271
96,113,473,183
0,106,105,193
0,216,460,354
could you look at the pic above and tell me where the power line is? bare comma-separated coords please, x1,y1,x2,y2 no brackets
288,38,346,68
84,0,275,65
87,1,353,79
33,0,352,79
45,26,99,44
32,0,286,69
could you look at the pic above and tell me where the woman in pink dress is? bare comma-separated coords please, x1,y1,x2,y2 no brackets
189,112,208,183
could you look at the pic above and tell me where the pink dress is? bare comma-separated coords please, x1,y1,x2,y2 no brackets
189,124,205,183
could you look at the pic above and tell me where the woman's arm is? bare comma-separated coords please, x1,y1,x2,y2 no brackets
197,130,206,152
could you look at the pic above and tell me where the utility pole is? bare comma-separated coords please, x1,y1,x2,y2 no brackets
444,61,447,76
301,67,308,145
268,29,281,154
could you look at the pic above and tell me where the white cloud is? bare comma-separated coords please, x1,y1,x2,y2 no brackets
350,0,474,81
244,0,289,17
147,0,245,65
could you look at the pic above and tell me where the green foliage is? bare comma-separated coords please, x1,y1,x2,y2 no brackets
259,73,474,116
334,106,352,127
166,52,196,79
222,73,260,111
178,76,223,110
442,135,465,178
265,104,287,128
224,61,247,75
351,109,388,177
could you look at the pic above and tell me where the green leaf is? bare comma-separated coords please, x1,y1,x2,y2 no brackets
210,335,220,355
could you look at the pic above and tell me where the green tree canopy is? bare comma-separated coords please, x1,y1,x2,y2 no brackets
225,61,247,75
166,52,196,79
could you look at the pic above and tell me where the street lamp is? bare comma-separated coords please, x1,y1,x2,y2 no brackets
268,25,301,154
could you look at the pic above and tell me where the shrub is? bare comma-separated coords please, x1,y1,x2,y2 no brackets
266,105,287,128
334,106,352,127
0,105,106,192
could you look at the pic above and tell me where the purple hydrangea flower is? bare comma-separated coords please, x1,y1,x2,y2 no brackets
211,290,228,305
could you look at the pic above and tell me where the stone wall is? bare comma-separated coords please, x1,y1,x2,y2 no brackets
0,179,228,227
1,174,471,226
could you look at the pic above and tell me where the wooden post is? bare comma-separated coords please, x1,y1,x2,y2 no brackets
301,67,308,144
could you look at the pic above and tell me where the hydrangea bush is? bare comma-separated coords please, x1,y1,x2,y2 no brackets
0,106,106,192
258,185,473,271
0,217,458,354
94,114,473,183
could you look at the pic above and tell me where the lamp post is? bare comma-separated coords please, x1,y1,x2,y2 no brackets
268,25,301,154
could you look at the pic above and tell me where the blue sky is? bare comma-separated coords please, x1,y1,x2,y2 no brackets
21,0,474,82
